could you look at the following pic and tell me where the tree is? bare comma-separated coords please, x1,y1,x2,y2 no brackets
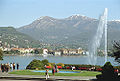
96,62,120,81
34,49,39,54
113,41,120,63
0,49,3,60
41,59,49,66
26,59,44,70
34,49,43,54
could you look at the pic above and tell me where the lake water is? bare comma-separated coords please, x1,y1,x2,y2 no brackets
0,55,119,70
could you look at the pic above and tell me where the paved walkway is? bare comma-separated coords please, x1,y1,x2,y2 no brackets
0,71,96,81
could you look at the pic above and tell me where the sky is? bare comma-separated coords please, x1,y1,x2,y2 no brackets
0,0,120,28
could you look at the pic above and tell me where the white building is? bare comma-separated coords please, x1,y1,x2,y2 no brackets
54,51,61,56
3,47,11,51
43,48,48,54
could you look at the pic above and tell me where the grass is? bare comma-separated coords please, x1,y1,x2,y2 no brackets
9,70,101,76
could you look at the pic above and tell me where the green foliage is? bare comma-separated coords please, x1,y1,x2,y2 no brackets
34,49,43,54
0,27,41,48
26,59,44,70
96,62,120,81
41,59,49,66
34,49,39,54
101,62,114,75
57,63,64,67
112,41,120,63
0,49,3,60
26,59,49,70
64,64,101,69
46,63,55,68
114,66,120,70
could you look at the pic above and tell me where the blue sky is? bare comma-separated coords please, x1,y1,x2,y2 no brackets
0,0,120,28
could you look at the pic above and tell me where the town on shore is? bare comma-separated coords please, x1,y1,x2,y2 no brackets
0,47,85,56
0,40,86,56
0,40,107,56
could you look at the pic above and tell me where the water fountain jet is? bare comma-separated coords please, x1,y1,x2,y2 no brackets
88,8,108,65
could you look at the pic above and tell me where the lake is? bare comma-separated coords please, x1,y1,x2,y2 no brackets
0,55,119,70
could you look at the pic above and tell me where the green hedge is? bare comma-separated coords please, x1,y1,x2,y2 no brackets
26,59,120,70
64,64,101,69
64,64,120,69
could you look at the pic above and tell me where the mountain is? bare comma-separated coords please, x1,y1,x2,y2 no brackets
17,15,120,49
0,27,41,48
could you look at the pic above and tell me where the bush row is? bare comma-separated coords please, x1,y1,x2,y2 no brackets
26,59,120,71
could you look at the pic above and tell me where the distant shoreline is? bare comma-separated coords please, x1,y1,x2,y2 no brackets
3,54,85,56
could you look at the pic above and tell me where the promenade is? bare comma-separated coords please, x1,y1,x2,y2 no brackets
0,71,96,81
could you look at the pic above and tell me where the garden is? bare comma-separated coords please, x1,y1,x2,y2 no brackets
9,59,120,78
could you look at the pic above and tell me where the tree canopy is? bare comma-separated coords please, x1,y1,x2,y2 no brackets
26,59,49,70
113,41,120,63
0,49,3,60
96,62,120,81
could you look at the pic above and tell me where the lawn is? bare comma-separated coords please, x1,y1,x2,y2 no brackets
9,70,101,76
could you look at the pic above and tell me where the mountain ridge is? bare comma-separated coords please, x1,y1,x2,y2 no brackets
0,27,41,48
17,15,120,49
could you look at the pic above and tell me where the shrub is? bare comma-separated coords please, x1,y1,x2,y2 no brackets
96,62,120,81
26,59,44,70
57,63,64,67
64,64,101,70
42,59,49,66
47,63,52,67
49,63,55,68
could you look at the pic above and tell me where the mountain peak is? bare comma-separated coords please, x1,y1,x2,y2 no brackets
37,16,54,21
18,14,120,49
67,14,90,20
72,14,85,17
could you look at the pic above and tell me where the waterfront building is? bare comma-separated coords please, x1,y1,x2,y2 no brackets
54,51,61,56
3,47,11,51
61,48,68,55
68,49,77,54
43,48,48,54
77,49,84,54
11,48,34,54
60,48,84,55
